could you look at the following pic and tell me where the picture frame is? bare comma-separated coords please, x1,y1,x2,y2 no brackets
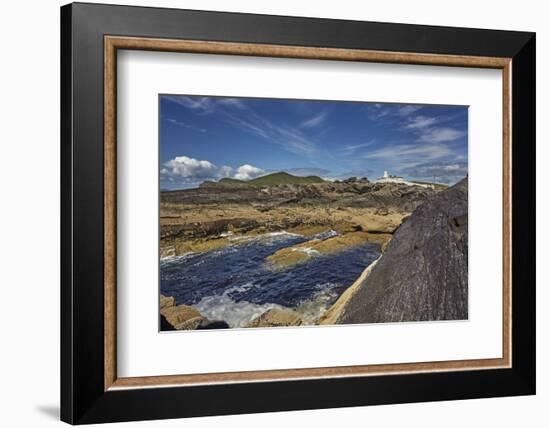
60,2,535,424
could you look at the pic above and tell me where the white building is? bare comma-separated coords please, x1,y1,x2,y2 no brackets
375,170,434,189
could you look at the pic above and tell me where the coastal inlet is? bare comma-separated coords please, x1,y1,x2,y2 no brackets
160,230,381,328
157,172,455,331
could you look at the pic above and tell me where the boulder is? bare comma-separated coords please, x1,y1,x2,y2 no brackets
160,294,175,309
174,316,209,330
333,177,468,323
246,309,303,328
160,304,203,327
159,294,230,330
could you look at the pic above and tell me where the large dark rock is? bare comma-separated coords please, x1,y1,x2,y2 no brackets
336,177,468,323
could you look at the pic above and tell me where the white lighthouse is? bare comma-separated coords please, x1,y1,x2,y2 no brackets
376,170,433,188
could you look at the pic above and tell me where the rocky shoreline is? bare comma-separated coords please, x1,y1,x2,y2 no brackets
159,177,468,330
160,179,435,259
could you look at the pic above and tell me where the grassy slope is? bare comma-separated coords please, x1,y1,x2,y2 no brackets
219,172,325,187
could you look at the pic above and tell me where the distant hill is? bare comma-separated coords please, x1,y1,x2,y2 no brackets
201,172,326,188
248,172,325,186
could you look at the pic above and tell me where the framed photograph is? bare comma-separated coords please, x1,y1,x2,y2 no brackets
61,2,535,424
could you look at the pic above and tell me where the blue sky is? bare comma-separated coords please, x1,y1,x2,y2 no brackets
160,95,468,190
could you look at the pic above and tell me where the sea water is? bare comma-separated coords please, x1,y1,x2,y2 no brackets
160,231,380,328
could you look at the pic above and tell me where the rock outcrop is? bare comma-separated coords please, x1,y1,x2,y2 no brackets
160,294,229,330
160,302,206,328
330,177,468,324
246,308,303,328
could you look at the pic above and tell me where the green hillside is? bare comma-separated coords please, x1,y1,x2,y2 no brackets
218,178,247,185
210,172,325,187
248,172,325,186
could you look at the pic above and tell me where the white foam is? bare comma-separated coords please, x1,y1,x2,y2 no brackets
294,283,341,324
291,247,321,257
264,231,303,238
194,280,343,328
159,252,195,265
194,283,287,328
311,229,338,240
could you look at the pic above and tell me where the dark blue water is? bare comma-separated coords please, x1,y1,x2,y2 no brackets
160,232,380,327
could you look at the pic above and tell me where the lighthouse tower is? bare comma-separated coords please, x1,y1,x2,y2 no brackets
383,170,389,178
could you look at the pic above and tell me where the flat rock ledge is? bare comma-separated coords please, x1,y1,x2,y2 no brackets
160,294,229,330
265,231,392,270
245,308,303,328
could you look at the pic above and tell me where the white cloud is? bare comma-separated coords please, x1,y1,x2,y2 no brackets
160,155,265,188
163,156,221,179
234,164,265,180
300,112,328,128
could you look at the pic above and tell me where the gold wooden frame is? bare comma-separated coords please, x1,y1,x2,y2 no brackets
104,36,512,391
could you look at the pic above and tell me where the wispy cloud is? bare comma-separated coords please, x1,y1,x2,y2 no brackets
400,161,468,184
165,96,214,112
300,111,328,128
165,118,207,133
364,143,452,161
166,95,318,155
367,103,423,121
417,127,466,143
217,98,246,109
404,115,438,130
395,105,423,116
338,140,375,156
